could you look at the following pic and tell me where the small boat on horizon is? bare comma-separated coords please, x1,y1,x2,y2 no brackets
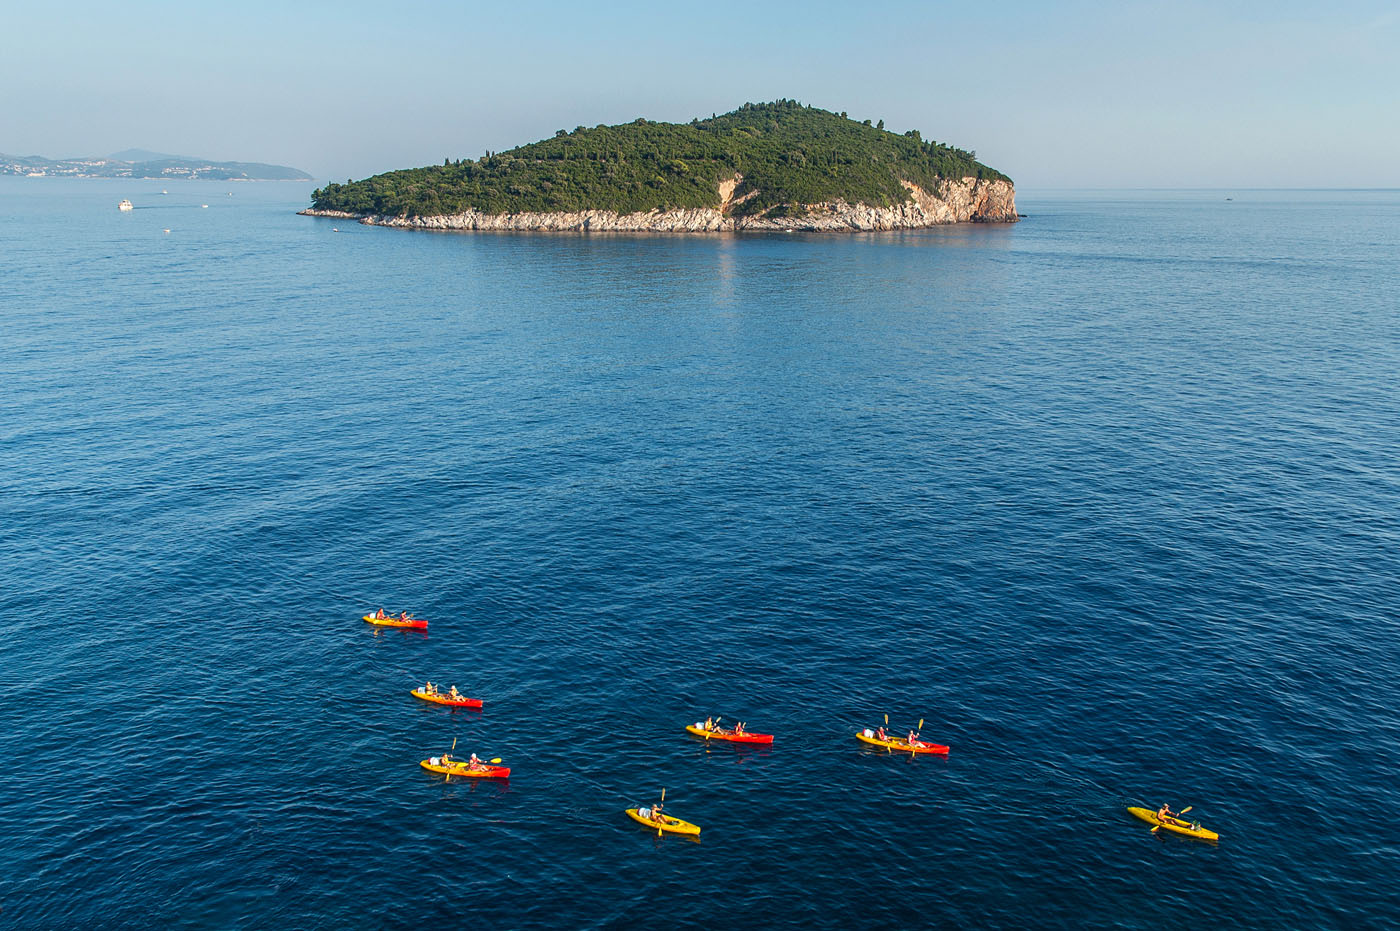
118,199,133,211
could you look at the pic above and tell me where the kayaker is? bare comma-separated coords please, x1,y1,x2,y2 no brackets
375,608,386,619
876,726,888,741
467,753,485,772
734,721,746,735
704,716,715,732
424,681,435,695
649,802,666,824
449,686,462,700
908,729,920,747
399,611,410,622
1157,803,1179,824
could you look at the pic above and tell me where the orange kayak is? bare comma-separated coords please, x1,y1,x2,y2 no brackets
685,723,774,744
411,688,482,708
856,730,949,755
419,757,509,779
364,614,427,629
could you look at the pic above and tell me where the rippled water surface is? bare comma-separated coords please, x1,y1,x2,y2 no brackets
2,180,1398,928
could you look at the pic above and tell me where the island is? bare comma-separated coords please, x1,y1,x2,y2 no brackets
301,100,1016,232
1,149,312,181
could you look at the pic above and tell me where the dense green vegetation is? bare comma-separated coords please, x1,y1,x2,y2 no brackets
311,101,1010,219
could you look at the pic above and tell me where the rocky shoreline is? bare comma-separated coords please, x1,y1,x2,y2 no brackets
299,178,1017,232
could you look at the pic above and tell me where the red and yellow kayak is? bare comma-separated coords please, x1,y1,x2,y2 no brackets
419,757,509,780
411,688,483,708
625,807,701,835
856,730,949,755
1128,806,1219,842
685,723,774,744
364,614,427,629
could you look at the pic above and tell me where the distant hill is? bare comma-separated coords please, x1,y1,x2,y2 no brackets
1,152,312,181
106,149,187,162
309,100,1011,222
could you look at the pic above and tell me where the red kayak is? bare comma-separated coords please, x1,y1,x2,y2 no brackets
686,723,774,744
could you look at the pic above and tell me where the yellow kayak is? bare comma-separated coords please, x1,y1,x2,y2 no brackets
1128,806,1218,842
625,806,701,835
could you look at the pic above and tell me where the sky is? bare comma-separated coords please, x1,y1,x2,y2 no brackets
3,0,1397,188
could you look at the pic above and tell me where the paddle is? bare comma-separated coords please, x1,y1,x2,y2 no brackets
658,787,667,836
443,737,459,781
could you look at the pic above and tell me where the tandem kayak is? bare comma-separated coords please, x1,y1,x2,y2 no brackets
625,807,701,835
855,731,950,755
420,757,510,780
685,723,774,745
411,688,483,708
1127,806,1219,842
364,614,427,629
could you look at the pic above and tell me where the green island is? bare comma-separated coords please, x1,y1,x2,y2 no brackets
307,100,1016,230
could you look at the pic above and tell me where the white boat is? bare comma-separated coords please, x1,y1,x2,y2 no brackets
118,199,133,211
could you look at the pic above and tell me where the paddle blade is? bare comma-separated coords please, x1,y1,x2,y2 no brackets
884,713,889,725
451,737,457,751
490,758,502,764
661,787,667,802
1180,806,1193,815
918,718,924,730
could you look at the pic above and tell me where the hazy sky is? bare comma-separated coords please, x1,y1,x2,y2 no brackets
4,0,1397,187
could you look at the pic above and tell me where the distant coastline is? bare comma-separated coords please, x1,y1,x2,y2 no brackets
1,150,312,181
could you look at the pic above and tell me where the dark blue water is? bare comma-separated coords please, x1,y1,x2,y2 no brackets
2,179,1398,928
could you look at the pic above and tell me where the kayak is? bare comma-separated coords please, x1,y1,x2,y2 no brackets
411,688,483,708
685,723,774,745
856,731,950,755
625,806,701,835
1128,806,1219,842
364,614,427,629
419,757,509,780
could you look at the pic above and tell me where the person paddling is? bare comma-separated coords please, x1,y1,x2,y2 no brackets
907,729,920,748
649,802,666,824
467,753,485,772
375,608,386,619
875,726,888,741
1157,803,1181,825
449,685,462,700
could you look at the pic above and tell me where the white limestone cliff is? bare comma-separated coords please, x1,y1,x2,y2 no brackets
298,177,1017,232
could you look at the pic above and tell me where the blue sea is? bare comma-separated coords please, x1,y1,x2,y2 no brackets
2,179,1397,929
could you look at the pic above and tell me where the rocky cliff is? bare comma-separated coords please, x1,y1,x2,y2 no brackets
299,177,1017,233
